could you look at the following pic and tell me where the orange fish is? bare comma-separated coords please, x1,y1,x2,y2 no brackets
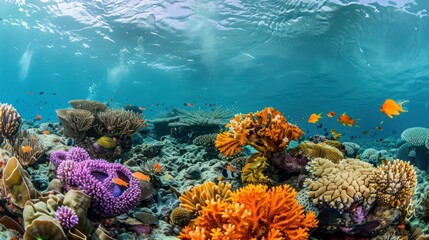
242,163,251,172
27,91,32,95
34,114,42,121
22,145,32,153
327,111,336,118
112,178,129,187
337,112,358,127
42,130,50,135
153,163,162,172
380,99,408,118
376,126,382,131
226,165,235,172
183,103,194,107
139,107,146,111
132,172,151,181
308,113,322,123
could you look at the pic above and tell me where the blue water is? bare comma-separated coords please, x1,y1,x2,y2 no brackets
1,0,429,139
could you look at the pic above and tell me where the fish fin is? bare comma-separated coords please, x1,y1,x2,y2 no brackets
387,114,393,118
342,112,346,115
398,100,409,112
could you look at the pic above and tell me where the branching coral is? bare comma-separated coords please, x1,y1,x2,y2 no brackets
68,99,108,113
215,107,304,156
372,159,416,221
305,158,376,212
179,184,318,240
94,109,145,137
241,156,269,185
179,181,232,215
6,130,45,167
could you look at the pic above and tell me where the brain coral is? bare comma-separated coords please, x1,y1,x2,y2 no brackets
401,127,429,147
305,158,376,212
372,159,416,211
298,141,344,163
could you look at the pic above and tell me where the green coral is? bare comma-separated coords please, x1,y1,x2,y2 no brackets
241,156,269,185
97,136,117,149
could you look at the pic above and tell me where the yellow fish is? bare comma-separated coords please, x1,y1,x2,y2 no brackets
308,113,322,123
330,129,342,140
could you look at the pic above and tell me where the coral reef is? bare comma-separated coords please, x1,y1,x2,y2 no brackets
192,133,217,146
401,127,429,147
0,103,21,141
94,109,145,137
180,184,318,240
215,107,304,156
168,107,233,128
305,158,376,212
5,129,45,167
68,99,108,113
241,156,269,184
170,207,192,227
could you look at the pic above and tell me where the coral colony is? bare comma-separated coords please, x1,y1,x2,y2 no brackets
0,101,428,240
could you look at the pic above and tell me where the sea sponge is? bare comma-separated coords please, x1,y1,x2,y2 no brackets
179,184,318,240
372,160,416,211
215,107,304,156
97,136,117,149
179,181,232,215
401,127,429,147
241,156,269,185
298,141,344,163
170,207,192,227
305,158,376,212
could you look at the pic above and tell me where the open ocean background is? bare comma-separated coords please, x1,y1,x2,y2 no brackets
1,0,429,139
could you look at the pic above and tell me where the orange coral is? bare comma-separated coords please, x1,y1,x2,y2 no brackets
215,107,304,156
179,184,318,240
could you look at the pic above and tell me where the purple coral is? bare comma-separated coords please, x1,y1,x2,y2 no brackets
55,206,79,229
64,159,141,220
66,146,91,162
50,150,68,168
57,160,75,185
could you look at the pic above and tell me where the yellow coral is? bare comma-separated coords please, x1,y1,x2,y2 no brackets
241,156,269,185
179,181,232,215
298,141,344,163
215,107,304,156
180,184,318,240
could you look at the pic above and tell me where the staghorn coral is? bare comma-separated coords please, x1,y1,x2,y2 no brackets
179,184,318,240
168,106,234,127
69,99,108,113
215,107,304,156
305,158,376,212
0,103,21,140
179,181,232,215
94,109,145,137
192,133,218,146
241,156,269,185
372,159,416,221
297,141,344,163
56,109,95,142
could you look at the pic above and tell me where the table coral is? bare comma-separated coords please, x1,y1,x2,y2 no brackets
215,107,304,156
305,158,376,213
179,184,318,240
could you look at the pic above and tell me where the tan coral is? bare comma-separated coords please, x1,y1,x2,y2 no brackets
56,109,95,142
372,159,416,222
215,107,304,156
68,99,108,113
305,158,376,212
94,109,145,137
0,103,21,141
179,181,232,215
298,141,344,163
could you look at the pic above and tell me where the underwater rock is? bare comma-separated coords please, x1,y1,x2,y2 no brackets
396,142,429,172
134,211,159,226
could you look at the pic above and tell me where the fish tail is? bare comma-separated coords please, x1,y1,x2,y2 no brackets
398,100,409,112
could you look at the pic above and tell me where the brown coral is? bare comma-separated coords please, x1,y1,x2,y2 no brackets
0,103,21,140
305,158,376,212
297,141,344,163
372,159,416,221
179,181,232,215
179,184,318,240
94,109,145,137
215,107,304,156
56,109,95,142
6,130,45,167
68,99,108,113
